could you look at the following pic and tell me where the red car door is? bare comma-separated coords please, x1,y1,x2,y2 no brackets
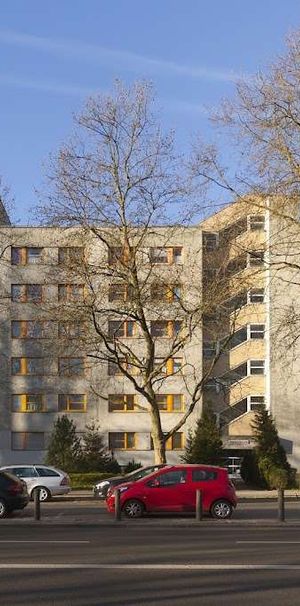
186,467,219,512
142,469,188,512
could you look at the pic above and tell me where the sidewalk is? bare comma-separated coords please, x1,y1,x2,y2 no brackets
58,488,300,502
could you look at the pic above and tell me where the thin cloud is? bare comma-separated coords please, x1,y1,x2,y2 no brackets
0,30,246,83
0,74,96,96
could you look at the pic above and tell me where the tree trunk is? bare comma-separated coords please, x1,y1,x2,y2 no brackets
150,408,167,464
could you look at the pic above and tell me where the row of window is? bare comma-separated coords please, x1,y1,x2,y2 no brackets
205,360,266,393
10,431,184,451
10,284,183,306
11,246,184,267
9,356,182,377
203,324,265,358
11,247,84,266
203,215,266,251
11,357,85,376
11,284,84,303
10,394,185,413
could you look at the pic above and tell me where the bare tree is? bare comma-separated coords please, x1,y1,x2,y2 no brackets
38,81,249,463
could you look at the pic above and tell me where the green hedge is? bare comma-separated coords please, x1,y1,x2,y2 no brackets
69,472,116,490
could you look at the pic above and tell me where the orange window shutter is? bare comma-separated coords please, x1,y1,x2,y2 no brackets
167,394,173,412
166,359,173,375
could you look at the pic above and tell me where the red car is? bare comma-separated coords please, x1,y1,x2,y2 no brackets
106,464,237,519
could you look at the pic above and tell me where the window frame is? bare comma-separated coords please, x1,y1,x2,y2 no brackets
11,284,43,303
249,288,265,304
108,394,137,412
249,360,265,375
109,431,136,450
249,324,265,340
11,320,45,339
58,284,84,302
58,357,85,377
11,357,44,376
11,247,43,266
156,394,185,412
58,394,87,412
249,215,266,231
11,394,45,413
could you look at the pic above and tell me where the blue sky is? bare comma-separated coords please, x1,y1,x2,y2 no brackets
1,0,300,223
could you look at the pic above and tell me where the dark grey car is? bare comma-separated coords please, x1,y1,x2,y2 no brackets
93,464,166,499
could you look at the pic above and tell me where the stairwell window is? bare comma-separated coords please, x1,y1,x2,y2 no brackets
248,251,265,267
203,232,218,252
249,288,265,303
249,395,265,411
249,215,265,231
203,342,216,358
250,324,265,339
250,360,265,375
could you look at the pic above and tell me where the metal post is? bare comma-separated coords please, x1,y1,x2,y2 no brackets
34,488,41,521
115,488,121,521
196,489,202,521
278,487,285,522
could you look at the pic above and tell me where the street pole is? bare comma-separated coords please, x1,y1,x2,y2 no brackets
196,489,202,521
278,487,285,522
115,488,121,521
34,488,41,521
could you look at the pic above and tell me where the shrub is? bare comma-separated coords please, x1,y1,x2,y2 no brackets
123,460,142,474
69,472,116,490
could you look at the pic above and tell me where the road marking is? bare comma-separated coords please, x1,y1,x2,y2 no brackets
0,541,90,544
0,564,299,570
236,541,300,545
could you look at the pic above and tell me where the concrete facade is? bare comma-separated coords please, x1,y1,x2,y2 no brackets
0,198,299,470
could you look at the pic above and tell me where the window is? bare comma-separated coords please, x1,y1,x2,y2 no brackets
36,467,60,477
109,432,136,450
250,360,265,375
109,284,129,302
58,247,84,264
11,395,44,413
249,251,265,267
150,320,182,338
108,320,136,338
166,432,184,450
58,284,84,302
108,358,140,376
149,247,183,265
203,342,216,358
108,246,134,266
11,358,44,375
58,322,82,339
154,357,182,375
153,470,187,486
156,394,184,412
249,215,265,231
11,247,43,265
11,466,38,478
249,289,265,304
203,232,218,252
58,394,86,412
58,358,85,376
192,469,217,481
151,284,181,302
11,432,45,450
11,320,45,338
11,284,43,303
108,394,136,412
249,395,265,411
250,324,265,339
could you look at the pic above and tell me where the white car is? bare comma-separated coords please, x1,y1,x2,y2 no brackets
0,465,71,501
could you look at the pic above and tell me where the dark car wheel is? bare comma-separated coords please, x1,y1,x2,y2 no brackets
123,499,144,518
31,487,51,502
0,499,8,518
210,499,233,519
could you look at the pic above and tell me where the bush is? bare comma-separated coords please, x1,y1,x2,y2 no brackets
240,451,266,488
69,472,116,490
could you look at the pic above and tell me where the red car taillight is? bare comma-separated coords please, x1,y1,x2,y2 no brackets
60,476,70,486
8,482,23,495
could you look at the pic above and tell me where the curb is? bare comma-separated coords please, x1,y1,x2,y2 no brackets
2,518,300,528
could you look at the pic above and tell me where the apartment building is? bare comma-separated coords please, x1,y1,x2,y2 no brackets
0,198,299,471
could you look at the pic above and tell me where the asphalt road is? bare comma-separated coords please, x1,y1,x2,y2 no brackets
9,497,300,523
1,524,300,605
